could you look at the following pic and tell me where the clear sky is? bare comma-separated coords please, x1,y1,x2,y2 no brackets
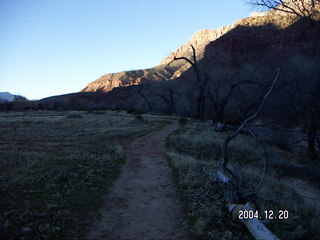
0,0,254,100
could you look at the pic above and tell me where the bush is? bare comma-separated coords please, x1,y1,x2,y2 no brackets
66,114,83,119
134,114,144,122
126,109,135,114
179,117,188,125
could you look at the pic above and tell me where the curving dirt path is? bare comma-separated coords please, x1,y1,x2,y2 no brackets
87,122,187,240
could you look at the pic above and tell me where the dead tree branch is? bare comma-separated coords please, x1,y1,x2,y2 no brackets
211,68,280,240
255,142,269,194
220,68,280,173
137,83,153,112
248,0,320,32
155,82,176,115
166,44,206,120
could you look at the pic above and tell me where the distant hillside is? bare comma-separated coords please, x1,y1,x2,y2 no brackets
81,11,301,93
0,92,29,109
77,10,320,122
0,92,15,102
81,23,238,92
81,67,176,92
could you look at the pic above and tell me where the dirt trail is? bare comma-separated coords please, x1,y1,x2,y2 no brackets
87,122,187,240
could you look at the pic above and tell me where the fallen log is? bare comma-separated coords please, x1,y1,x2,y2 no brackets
213,171,280,240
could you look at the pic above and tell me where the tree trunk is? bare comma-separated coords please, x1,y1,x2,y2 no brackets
137,88,153,112
196,95,202,120
200,95,205,120
308,120,318,159
196,94,205,120
215,107,225,131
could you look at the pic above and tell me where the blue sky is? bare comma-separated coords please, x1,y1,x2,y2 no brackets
0,0,254,100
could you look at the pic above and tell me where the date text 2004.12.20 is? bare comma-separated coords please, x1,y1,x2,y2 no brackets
238,210,289,220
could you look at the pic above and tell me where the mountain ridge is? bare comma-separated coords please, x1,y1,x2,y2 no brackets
81,11,299,93
0,92,16,102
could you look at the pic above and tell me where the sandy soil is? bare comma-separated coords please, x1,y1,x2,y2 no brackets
87,122,187,239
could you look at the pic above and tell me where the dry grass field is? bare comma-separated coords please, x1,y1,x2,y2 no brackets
1,111,319,240
0,110,168,239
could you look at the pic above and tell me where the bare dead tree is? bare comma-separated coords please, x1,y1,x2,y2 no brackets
248,0,320,32
297,81,320,159
166,45,208,120
155,82,176,115
137,83,153,112
211,69,280,240
206,76,260,131
275,73,320,159
293,84,319,159
220,68,280,173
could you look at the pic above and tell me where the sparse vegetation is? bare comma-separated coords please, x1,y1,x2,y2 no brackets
0,111,168,239
166,121,320,239
133,113,144,122
179,117,188,125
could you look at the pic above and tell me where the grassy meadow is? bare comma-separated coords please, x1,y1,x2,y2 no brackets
0,110,168,239
1,110,319,240
166,120,320,240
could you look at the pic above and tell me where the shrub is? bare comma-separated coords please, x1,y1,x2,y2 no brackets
126,109,135,114
179,117,188,125
134,114,144,122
